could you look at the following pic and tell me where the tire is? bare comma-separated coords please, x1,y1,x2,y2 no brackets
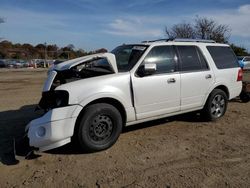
201,89,228,121
76,103,122,152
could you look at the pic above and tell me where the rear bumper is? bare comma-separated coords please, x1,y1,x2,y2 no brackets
26,105,82,151
229,83,242,100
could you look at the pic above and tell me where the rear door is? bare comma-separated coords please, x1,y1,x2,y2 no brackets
132,45,181,120
176,45,215,110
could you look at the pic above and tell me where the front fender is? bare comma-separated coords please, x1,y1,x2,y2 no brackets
71,92,136,123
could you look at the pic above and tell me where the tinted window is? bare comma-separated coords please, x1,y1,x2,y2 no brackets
177,46,207,71
142,46,176,74
207,46,239,69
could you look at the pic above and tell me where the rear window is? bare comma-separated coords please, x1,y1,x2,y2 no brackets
207,46,239,69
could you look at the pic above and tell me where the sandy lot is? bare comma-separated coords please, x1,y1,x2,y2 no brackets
0,69,250,188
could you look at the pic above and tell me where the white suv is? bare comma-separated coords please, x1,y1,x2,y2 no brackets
26,39,242,152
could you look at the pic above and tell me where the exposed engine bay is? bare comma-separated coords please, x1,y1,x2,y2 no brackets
51,57,114,90
38,56,115,111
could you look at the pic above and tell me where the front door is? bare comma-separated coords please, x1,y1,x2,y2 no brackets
132,45,181,120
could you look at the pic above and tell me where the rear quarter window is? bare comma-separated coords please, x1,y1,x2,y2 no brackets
207,46,239,69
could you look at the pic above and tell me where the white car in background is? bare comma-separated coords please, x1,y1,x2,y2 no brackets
26,38,242,152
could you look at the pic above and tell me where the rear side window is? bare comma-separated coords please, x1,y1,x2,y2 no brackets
207,46,239,69
177,46,209,71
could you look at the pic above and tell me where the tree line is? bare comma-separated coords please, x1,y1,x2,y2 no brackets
165,16,249,56
0,40,107,60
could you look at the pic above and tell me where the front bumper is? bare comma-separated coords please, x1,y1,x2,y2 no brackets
26,105,82,152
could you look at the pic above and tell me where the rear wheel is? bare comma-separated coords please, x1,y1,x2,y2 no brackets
76,103,122,152
202,89,228,121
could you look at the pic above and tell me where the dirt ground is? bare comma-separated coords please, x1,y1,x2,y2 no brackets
0,69,250,188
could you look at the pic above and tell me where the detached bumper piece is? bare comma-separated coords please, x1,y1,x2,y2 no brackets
26,105,82,151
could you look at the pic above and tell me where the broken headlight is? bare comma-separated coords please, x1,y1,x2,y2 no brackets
38,90,69,111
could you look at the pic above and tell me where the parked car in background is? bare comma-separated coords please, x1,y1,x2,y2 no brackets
238,56,250,70
7,60,23,68
0,59,6,68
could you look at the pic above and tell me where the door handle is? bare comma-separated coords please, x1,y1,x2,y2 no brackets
205,74,212,79
167,78,176,83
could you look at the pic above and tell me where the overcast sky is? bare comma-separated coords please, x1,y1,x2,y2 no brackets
0,0,249,51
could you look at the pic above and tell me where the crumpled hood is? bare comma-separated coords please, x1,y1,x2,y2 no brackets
53,52,118,73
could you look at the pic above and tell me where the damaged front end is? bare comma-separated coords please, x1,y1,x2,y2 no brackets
37,53,117,111
26,53,117,151
37,90,69,112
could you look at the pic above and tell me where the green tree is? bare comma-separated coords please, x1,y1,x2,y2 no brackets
95,48,108,53
230,44,249,56
66,44,75,51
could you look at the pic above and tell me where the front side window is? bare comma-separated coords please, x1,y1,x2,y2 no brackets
207,46,239,69
111,45,148,72
141,46,176,74
177,46,208,71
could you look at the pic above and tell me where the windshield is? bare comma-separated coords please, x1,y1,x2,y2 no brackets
111,45,148,72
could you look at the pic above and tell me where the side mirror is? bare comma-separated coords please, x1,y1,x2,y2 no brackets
144,63,157,74
137,63,157,77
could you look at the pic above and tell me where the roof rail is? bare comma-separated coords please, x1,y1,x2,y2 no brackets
141,38,216,43
173,38,216,43
141,38,171,43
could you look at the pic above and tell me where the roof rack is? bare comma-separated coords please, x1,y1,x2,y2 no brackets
141,38,216,43
141,38,171,43
173,38,216,43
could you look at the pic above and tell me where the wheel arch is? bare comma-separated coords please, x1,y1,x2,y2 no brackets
73,97,127,138
203,84,230,106
213,85,229,99
86,97,127,124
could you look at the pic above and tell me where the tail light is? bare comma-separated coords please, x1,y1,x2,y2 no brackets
237,68,243,81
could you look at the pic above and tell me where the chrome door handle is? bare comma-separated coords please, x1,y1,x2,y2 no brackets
167,78,176,83
205,74,212,79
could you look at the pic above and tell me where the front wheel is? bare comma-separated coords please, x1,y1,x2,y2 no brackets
76,103,123,152
202,89,228,121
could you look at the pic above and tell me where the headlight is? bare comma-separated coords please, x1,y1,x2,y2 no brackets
38,90,69,110
54,90,69,107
